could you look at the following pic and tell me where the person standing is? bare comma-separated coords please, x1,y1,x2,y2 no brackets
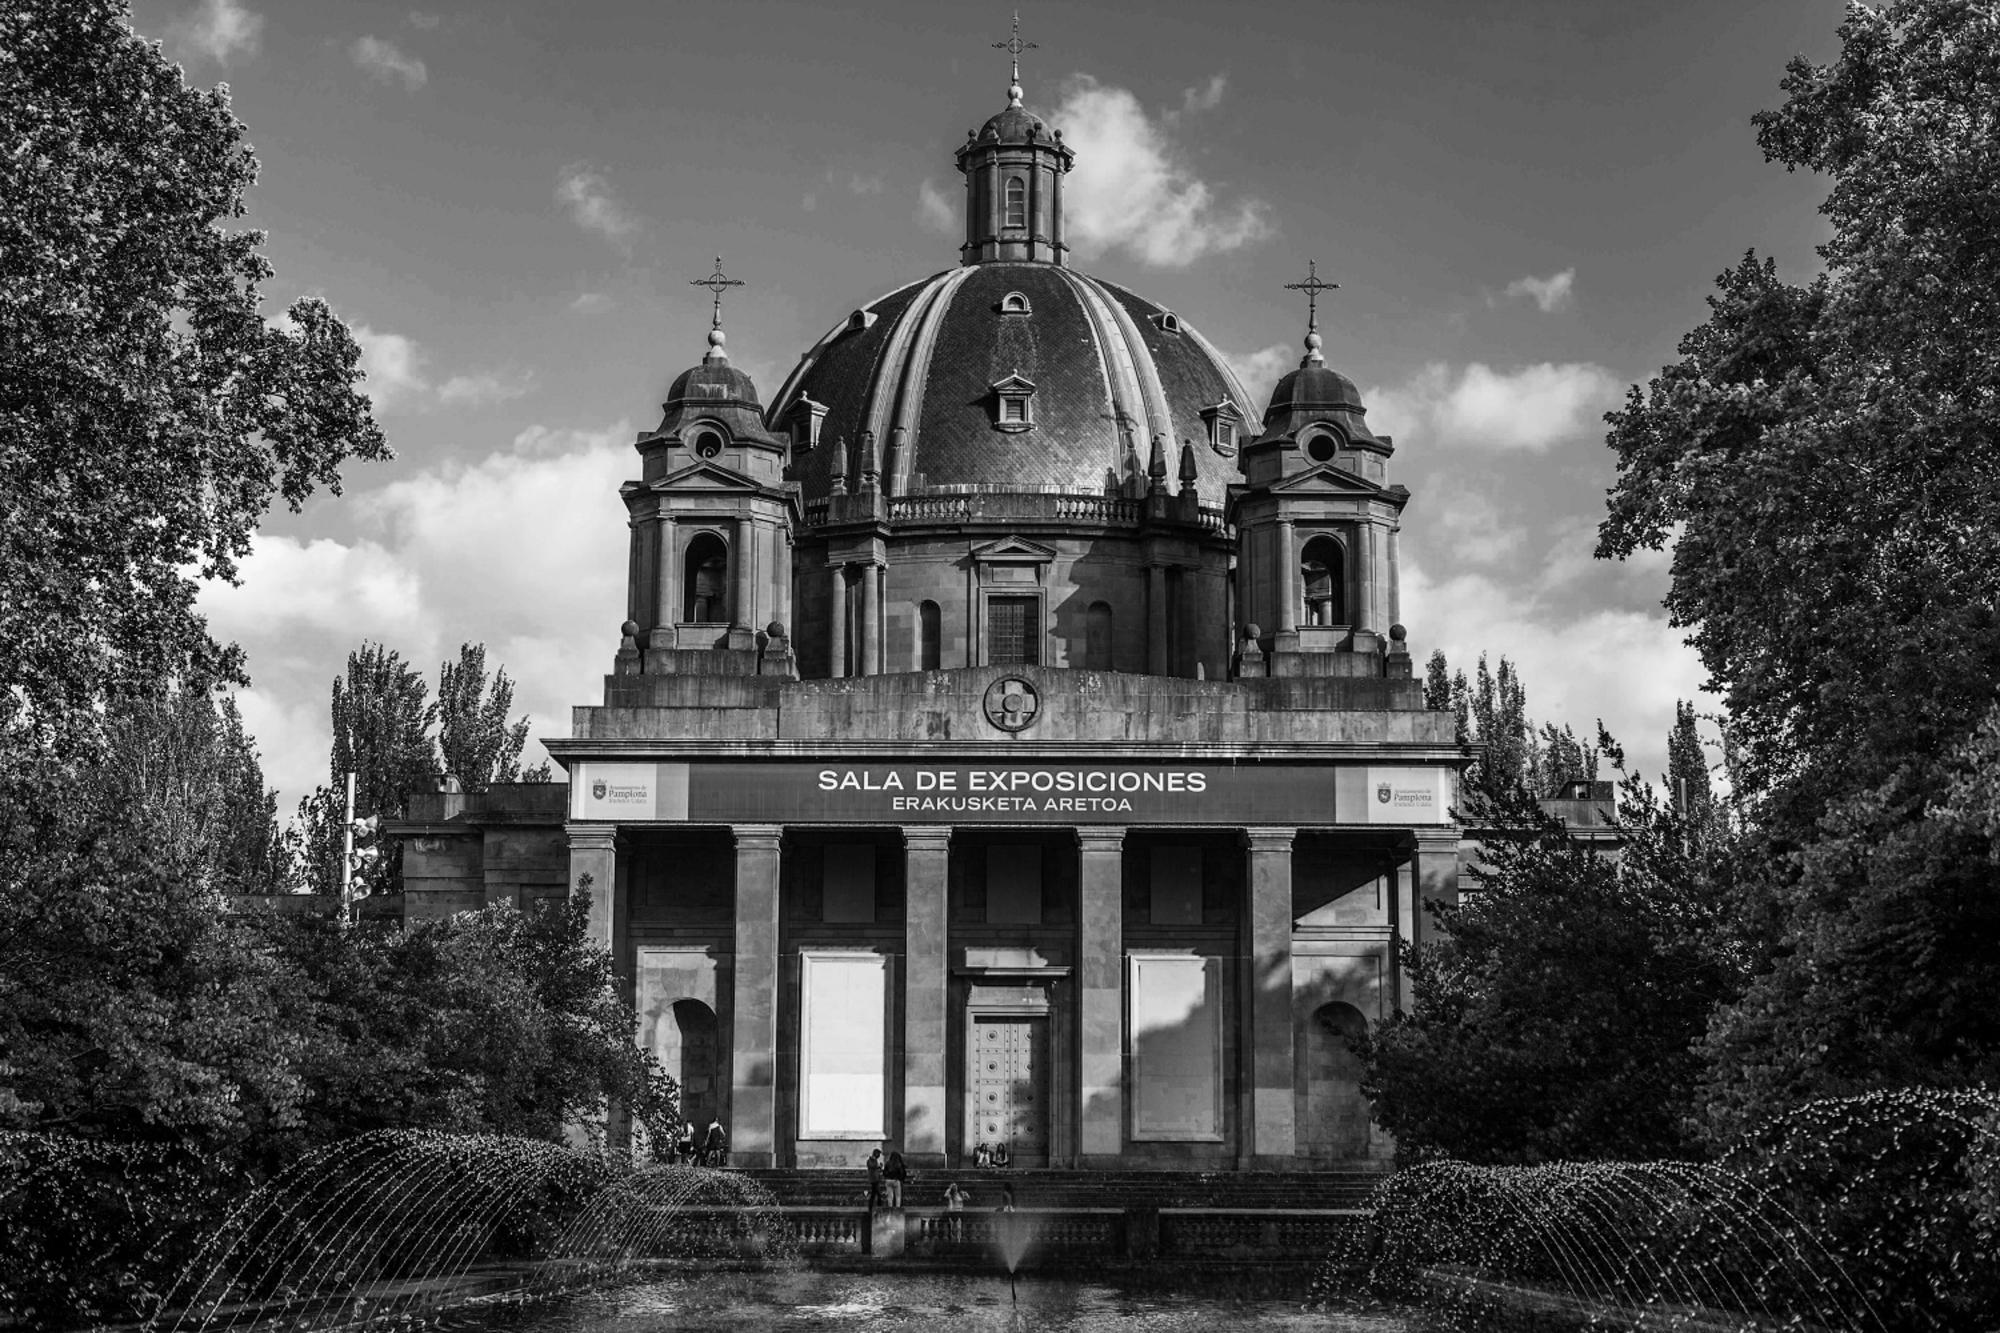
703,1116,727,1167
865,1147,885,1207
676,1120,697,1165
884,1150,908,1207
943,1180,969,1243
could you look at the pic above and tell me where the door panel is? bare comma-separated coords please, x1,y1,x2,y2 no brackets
969,1017,1047,1158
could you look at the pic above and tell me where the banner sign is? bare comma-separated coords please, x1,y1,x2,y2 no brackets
571,760,1451,826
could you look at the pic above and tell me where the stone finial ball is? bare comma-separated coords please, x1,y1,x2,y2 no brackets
767,621,787,639
620,619,640,638
1244,623,1262,640
1390,623,1407,642
708,328,727,349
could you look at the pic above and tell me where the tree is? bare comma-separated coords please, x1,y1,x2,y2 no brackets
0,0,387,761
436,643,532,790
297,644,435,897
0,694,302,1141
1361,750,1743,1164
1598,0,2000,1129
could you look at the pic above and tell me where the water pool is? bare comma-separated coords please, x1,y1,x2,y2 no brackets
461,1270,1419,1332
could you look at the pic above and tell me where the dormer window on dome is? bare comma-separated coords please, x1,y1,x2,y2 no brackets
783,396,827,454
1199,399,1242,456
999,291,1032,315
1152,311,1183,333
989,371,1036,433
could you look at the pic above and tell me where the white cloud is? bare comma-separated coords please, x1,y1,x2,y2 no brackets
437,372,529,406
916,178,956,234
199,424,636,811
353,325,427,410
1222,343,1295,414
1503,267,1576,312
846,172,886,196
556,162,642,248
167,0,263,66
352,324,522,412
407,9,441,29
351,35,428,90
1052,75,1273,267
1400,553,1708,789
1179,73,1228,116
567,292,613,315
1366,360,1624,452
801,192,818,213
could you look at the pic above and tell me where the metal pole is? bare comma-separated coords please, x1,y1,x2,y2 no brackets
341,769,356,927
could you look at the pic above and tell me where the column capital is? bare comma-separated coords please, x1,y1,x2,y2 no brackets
1242,826,1297,852
901,826,953,851
566,822,619,852
734,824,785,851
1074,826,1128,850
1414,827,1461,852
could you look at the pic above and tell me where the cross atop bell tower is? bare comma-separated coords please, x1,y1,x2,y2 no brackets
1284,260,1339,367
993,11,1036,107
691,255,744,365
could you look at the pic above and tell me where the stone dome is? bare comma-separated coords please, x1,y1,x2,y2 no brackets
766,261,1257,506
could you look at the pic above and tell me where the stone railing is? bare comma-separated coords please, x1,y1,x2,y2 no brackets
765,1204,1365,1264
1158,1208,1371,1259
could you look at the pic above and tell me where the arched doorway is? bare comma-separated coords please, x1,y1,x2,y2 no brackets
682,533,728,624
1301,1000,1378,1160
652,998,720,1132
1300,535,1345,627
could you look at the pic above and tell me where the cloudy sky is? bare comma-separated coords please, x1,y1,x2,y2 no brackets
133,0,1843,813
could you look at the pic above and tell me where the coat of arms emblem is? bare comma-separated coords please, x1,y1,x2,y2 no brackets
1376,783,1392,805
592,779,607,800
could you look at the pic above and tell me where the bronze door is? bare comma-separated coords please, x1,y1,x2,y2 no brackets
970,1016,1048,1160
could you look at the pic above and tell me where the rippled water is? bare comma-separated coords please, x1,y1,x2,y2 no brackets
462,1270,1419,1332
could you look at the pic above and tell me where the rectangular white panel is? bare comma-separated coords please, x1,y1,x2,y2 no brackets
1335,766,1453,825
799,952,887,1138
569,762,690,821
1129,954,1224,1141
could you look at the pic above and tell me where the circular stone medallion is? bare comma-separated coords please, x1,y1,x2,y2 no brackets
983,676,1040,732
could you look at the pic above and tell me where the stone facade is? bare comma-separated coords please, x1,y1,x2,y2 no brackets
389,69,1626,1173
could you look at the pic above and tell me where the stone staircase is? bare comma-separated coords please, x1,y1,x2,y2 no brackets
733,1166,1390,1213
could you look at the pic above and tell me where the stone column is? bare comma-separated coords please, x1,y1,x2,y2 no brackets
1359,522,1378,634
1387,524,1402,627
902,827,951,1169
625,523,643,625
861,562,881,678
729,825,784,1168
651,514,677,647
1243,828,1298,1164
734,517,757,630
829,564,848,678
1275,518,1296,635
1052,162,1064,260
1147,564,1168,676
566,824,618,948
1076,827,1126,1163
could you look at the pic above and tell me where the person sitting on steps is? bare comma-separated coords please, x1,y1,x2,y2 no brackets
991,1141,1011,1168
974,1142,992,1168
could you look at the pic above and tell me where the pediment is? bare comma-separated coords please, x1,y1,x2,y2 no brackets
649,459,761,491
970,535,1058,562
1268,464,1386,497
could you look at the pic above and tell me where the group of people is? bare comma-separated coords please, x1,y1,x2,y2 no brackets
671,1116,729,1167
972,1141,1013,1168
865,1149,1016,1222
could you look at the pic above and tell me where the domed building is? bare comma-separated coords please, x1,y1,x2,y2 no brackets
396,64,1471,1175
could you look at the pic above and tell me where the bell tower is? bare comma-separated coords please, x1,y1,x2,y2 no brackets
615,258,798,679
1232,263,1413,681
956,14,1073,265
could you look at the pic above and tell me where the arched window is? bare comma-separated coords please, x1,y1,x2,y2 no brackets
1004,175,1026,229
682,533,729,623
1301,535,1344,627
1086,601,1113,670
918,600,942,670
